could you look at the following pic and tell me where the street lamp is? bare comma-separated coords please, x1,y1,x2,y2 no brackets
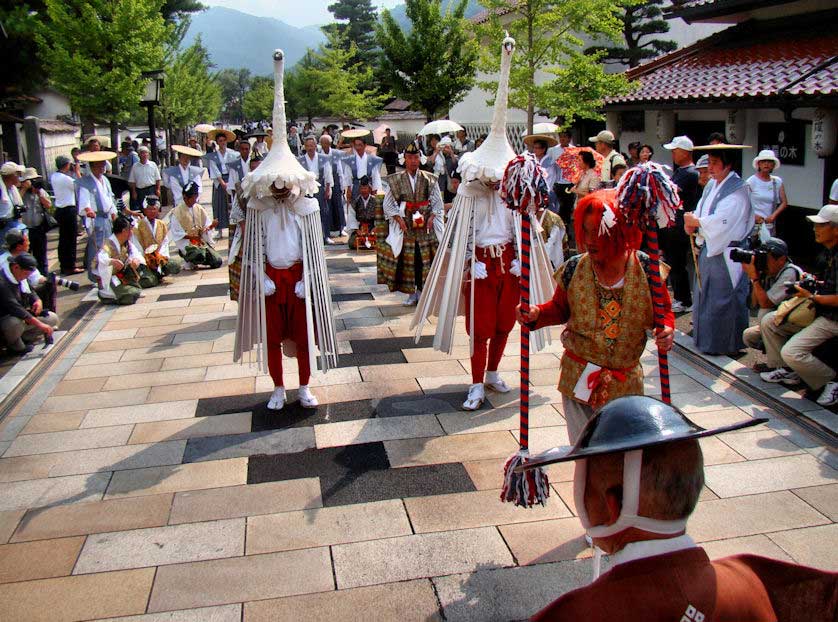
140,70,165,164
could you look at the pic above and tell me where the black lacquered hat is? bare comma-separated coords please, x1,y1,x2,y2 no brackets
515,395,767,472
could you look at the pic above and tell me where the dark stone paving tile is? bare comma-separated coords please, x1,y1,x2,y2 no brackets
373,391,489,417
332,292,375,302
195,392,376,431
183,428,314,462
247,442,476,506
157,282,230,302
337,351,406,367
327,258,360,274
348,336,433,354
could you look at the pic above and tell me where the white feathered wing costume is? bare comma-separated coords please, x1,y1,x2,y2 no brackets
410,35,556,355
234,49,338,375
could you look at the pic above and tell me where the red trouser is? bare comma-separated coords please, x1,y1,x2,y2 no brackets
464,244,519,384
265,262,311,387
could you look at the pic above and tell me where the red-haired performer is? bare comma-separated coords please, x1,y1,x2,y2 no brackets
517,190,675,441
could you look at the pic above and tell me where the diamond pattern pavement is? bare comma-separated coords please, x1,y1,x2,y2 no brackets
0,247,834,621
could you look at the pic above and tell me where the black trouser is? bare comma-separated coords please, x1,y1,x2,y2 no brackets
659,218,692,306
55,205,79,273
131,185,157,211
557,185,575,245
28,223,49,275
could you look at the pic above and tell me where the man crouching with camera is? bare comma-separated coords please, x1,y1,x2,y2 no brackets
735,237,801,355
0,253,57,354
758,205,838,407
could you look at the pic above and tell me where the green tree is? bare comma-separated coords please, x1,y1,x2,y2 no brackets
161,36,222,130
285,51,327,124
216,68,252,123
586,0,677,68
477,0,635,132
322,0,378,66
0,2,48,96
310,33,387,121
35,0,170,127
242,76,274,122
161,0,204,21
377,0,479,122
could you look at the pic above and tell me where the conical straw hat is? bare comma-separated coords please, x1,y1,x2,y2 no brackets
458,35,516,183
242,50,318,199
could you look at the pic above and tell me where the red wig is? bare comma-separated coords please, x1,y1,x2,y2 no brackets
573,189,642,263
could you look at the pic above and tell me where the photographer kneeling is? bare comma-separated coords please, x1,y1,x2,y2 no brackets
739,237,800,353
759,205,838,407
0,253,57,354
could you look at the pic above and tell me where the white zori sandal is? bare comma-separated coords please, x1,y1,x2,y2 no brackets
298,385,319,408
485,371,511,393
267,386,286,411
462,383,485,411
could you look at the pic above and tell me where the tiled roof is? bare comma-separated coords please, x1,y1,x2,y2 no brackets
606,28,838,106
470,2,518,24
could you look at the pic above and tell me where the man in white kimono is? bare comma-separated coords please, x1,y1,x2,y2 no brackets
684,145,753,354
164,146,204,208
298,136,334,244
342,133,383,233
169,181,222,270
76,152,119,283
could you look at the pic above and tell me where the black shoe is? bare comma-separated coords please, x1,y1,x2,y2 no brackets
8,344,34,355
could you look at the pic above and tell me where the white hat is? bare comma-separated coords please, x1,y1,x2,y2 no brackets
0,162,24,176
753,149,780,170
806,204,838,225
20,167,41,181
439,136,453,147
695,155,710,168
241,50,317,199
589,130,616,145
663,136,694,151
458,35,516,183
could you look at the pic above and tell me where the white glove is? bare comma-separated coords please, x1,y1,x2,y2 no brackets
510,259,521,277
472,260,488,280
262,274,276,297
294,280,305,299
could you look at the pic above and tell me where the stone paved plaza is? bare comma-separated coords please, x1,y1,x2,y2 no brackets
0,237,835,621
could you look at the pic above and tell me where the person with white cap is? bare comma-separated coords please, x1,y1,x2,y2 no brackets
50,155,83,275
684,144,754,355
76,150,120,283
163,146,204,208
0,162,26,245
695,154,710,189
412,35,556,412
589,130,626,185
746,149,788,235
662,135,699,313
234,49,338,412
128,145,161,212
759,204,838,407
19,168,52,275
517,395,837,621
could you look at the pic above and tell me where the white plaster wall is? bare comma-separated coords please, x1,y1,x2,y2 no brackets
24,89,72,120
614,108,826,211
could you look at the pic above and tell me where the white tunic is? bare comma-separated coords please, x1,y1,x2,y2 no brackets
259,193,309,270
167,165,202,207
696,172,753,287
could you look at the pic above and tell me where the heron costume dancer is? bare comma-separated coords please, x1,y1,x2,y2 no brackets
234,49,338,411
411,35,556,411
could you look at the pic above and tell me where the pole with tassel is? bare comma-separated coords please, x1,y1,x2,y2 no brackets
499,153,550,508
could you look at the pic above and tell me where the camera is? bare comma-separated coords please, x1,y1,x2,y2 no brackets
12,203,27,219
784,276,824,296
49,272,81,291
729,247,768,273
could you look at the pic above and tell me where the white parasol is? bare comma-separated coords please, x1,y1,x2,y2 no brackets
418,119,463,136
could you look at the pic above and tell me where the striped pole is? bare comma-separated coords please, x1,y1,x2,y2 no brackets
644,227,671,404
519,213,531,449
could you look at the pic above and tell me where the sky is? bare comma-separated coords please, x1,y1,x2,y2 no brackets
201,0,403,28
